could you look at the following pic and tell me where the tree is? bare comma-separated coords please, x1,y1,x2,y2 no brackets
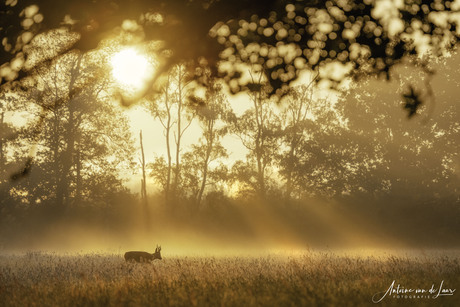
9,43,135,208
139,130,148,207
1,0,458,110
171,65,194,199
146,72,174,203
228,75,281,199
182,82,230,208
145,64,194,206
277,100,356,199
277,83,317,200
0,102,14,183
273,83,381,199
0,90,25,205
338,71,460,203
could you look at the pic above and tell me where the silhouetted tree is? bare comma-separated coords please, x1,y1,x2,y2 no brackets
277,83,317,200
9,43,135,208
146,64,194,207
278,102,356,198
274,83,380,199
171,65,194,200
145,73,174,204
339,70,460,203
228,75,281,199
139,129,148,211
0,94,23,204
0,108,13,184
182,82,230,208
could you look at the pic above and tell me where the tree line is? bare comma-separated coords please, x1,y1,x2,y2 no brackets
1,50,460,250
1,60,460,216
140,62,460,215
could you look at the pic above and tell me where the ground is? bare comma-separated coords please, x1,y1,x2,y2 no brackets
0,251,459,306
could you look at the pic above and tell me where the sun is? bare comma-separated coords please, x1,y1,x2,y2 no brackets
110,48,154,90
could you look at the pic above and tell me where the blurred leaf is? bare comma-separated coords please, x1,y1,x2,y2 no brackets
402,85,422,118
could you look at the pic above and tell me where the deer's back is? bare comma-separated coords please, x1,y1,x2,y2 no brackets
124,251,152,262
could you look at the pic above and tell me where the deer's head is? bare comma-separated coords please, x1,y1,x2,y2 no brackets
153,245,162,260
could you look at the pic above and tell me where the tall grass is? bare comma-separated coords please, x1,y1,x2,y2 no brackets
0,251,459,306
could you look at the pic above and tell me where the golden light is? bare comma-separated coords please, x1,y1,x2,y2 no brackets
110,48,154,91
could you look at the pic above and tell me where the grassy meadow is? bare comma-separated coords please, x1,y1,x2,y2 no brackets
0,251,459,306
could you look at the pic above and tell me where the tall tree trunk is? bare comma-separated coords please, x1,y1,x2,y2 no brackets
285,146,295,202
172,65,194,206
75,149,81,203
256,147,265,198
254,90,266,199
164,86,172,206
139,130,150,228
56,54,82,207
140,130,147,201
197,128,213,208
52,112,61,206
57,106,74,206
172,67,183,203
165,120,172,205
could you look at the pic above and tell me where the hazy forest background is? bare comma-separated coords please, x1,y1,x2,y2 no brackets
1,0,460,254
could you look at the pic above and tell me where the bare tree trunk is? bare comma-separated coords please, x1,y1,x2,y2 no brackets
75,149,81,203
56,54,82,207
164,88,172,206
139,129,150,228
52,111,62,206
172,67,183,202
285,146,295,202
57,105,74,206
172,65,193,207
165,124,172,204
197,128,213,208
253,89,266,199
151,66,192,209
139,130,148,204
282,83,314,202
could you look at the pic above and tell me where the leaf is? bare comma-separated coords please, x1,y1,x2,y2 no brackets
402,85,422,118
245,83,262,92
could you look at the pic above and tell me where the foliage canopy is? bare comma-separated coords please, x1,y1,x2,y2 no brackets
1,0,459,109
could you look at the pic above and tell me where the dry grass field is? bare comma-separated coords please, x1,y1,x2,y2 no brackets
0,251,459,306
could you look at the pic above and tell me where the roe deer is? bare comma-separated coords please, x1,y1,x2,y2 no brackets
124,245,162,262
